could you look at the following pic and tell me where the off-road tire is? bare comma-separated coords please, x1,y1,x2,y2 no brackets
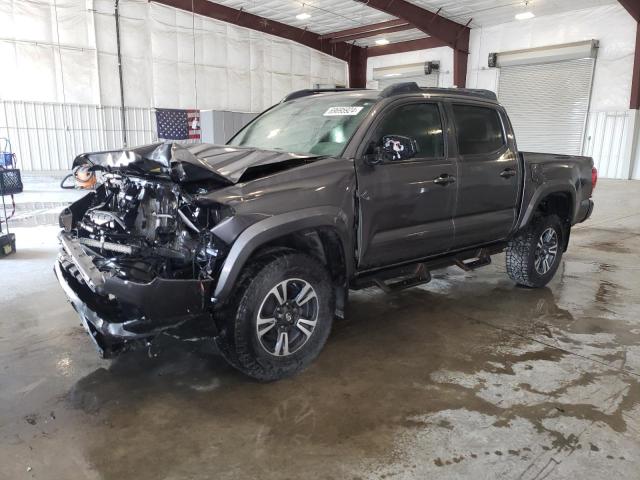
506,214,565,288
216,252,334,381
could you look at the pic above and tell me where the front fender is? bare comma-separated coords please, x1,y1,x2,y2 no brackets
212,206,352,304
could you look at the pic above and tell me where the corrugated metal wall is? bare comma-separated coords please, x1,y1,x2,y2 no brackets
0,101,257,171
0,101,157,171
583,111,634,179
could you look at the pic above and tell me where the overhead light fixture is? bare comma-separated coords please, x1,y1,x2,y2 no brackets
515,11,535,20
384,73,402,77
296,12,311,20
375,38,390,46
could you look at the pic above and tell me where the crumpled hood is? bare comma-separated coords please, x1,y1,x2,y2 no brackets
73,142,322,185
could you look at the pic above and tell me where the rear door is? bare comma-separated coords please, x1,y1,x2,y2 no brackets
355,101,457,269
448,102,520,248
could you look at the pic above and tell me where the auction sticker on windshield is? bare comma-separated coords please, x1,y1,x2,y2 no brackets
323,106,364,116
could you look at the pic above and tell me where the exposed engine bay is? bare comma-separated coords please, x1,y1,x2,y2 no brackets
62,174,228,285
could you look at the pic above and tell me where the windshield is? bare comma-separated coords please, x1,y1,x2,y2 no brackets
228,94,376,157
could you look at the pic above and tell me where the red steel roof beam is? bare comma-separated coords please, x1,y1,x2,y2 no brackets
619,1,640,108
319,19,411,41
354,0,470,51
354,0,470,86
367,37,448,57
329,23,414,43
619,0,640,21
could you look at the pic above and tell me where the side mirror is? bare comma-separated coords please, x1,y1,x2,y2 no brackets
380,135,418,162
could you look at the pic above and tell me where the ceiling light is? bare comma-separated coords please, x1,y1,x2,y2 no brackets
375,38,390,46
296,12,311,20
515,11,535,20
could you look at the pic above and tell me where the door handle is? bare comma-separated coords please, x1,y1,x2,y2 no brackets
500,168,517,178
433,174,456,186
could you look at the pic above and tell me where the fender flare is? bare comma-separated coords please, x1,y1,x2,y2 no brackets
517,180,577,230
212,206,352,304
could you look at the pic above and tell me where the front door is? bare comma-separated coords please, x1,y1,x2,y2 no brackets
355,101,457,269
448,103,520,248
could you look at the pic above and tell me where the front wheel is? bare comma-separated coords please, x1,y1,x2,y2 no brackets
216,252,334,381
506,214,565,288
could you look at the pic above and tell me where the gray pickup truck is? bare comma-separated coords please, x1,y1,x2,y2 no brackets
55,83,596,381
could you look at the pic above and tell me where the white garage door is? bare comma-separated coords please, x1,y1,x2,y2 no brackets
376,73,439,89
498,58,595,155
372,62,440,90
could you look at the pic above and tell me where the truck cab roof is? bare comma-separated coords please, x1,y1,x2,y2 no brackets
282,82,499,105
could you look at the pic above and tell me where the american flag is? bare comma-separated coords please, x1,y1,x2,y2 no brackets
155,108,200,140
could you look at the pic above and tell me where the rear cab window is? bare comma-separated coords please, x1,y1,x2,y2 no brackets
452,104,506,155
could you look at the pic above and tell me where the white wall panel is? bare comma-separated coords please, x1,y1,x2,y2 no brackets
227,69,251,112
93,2,116,53
0,101,157,171
56,0,95,48
196,65,228,111
59,48,100,105
197,18,228,67
10,0,54,44
0,0,348,117
583,111,635,179
13,44,59,102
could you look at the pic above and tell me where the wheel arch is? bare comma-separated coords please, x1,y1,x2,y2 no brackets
213,207,352,309
518,182,577,230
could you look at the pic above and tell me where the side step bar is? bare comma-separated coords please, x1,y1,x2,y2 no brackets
373,263,431,293
455,249,492,271
352,244,505,293
353,262,432,293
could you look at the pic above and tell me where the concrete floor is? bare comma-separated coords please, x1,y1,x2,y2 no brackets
1,178,639,479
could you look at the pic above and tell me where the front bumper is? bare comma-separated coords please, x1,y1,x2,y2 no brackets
54,233,214,358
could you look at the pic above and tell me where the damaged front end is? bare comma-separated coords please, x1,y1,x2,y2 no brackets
54,143,238,358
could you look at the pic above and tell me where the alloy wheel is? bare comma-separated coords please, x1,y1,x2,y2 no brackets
256,278,319,356
534,227,559,275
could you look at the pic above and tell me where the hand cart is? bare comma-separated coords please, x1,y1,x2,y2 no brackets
1,138,23,257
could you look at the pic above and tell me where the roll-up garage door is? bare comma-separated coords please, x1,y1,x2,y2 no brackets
376,72,439,89
498,58,595,155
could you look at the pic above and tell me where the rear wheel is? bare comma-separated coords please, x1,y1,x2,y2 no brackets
506,214,564,288
216,252,334,381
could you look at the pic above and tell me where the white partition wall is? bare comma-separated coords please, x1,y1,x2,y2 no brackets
0,0,348,170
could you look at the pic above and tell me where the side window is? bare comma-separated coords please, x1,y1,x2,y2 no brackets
375,103,444,159
452,104,505,155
